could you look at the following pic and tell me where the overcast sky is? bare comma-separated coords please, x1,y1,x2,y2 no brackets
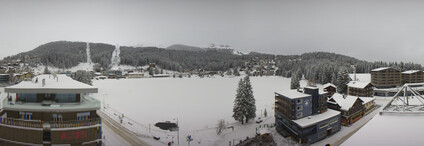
1,0,424,64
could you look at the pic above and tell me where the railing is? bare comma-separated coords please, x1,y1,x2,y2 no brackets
50,118,101,128
0,117,43,128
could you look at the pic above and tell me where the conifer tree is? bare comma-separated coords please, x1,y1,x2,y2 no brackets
233,75,256,124
290,73,300,89
336,67,351,94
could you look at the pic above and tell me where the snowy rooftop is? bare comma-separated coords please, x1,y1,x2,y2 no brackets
359,97,375,104
323,83,336,89
342,114,424,146
347,81,371,89
402,70,421,74
5,74,97,93
275,90,310,99
371,67,390,72
292,109,340,128
329,93,362,111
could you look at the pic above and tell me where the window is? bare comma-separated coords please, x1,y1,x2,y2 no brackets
330,118,338,125
16,93,37,102
297,112,303,118
52,114,63,122
297,99,303,104
319,123,328,129
297,105,303,111
55,94,77,103
77,112,90,120
19,112,32,120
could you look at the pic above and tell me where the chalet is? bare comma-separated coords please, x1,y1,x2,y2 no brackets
401,70,423,85
371,67,401,88
323,83,337,98
327,93,364,126
275,87,341,144
347,81,373,97
359,97,376,115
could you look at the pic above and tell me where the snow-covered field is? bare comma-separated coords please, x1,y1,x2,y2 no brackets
92,76,314,145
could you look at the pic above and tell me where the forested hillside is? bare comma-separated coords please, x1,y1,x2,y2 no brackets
3,41,422,83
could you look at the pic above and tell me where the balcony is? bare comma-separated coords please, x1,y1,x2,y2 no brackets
0,117,43,128
50,118,101,128
0,117,100,129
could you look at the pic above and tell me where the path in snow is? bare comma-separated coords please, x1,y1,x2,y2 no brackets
110,44,121,69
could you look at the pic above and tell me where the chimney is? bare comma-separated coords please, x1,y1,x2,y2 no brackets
42,78,45,87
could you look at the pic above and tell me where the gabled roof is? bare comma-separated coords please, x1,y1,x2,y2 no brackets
323,83,336,89
371,67,390,72
402,70,421,74
347,81,372,89
328,93,363,111
359,97,375,104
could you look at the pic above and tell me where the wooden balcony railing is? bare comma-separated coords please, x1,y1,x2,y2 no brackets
50,118,101,128
0,117,43,128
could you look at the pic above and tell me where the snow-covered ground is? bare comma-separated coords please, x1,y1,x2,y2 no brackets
349,73,370,83
92,76,316,145
342,96,424,146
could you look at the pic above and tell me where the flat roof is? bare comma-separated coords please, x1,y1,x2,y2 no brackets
5,74,97,93
2,96,100,112
292,109,340,128
275,90,311,99
402,70,421,74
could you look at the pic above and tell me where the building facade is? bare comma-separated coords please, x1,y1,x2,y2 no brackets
327,93,364,126
347,81,373,97
371,67,401,88
0,74,102,146
401,70,423,85
359,97,376,115
323,83,336,98
275,87,341,144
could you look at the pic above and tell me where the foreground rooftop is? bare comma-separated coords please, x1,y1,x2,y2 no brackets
5,74,97,93
293,109,340,128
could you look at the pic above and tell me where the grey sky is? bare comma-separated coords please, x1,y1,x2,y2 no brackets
1,0,424,64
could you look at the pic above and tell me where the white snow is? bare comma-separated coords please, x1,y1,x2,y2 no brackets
92,76,313,145
292,109,340,128
349,73,370,83
276,90,311,99
329,93,360,111
6,74,96,91
323,83,336,89
109,44,121,69
342,109,424,145
347,81,371,89
371,67,390,72
402,70,421,74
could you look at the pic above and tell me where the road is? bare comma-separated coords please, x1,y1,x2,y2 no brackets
97,110,151,146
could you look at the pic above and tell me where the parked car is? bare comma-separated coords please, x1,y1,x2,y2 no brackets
256,117,263,123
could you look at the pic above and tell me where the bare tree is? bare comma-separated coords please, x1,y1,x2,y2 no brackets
216,119,226,135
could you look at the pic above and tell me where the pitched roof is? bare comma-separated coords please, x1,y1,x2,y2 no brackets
323,83,336,89
359,97,375,104
347,81,372,89
329,93,363,111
